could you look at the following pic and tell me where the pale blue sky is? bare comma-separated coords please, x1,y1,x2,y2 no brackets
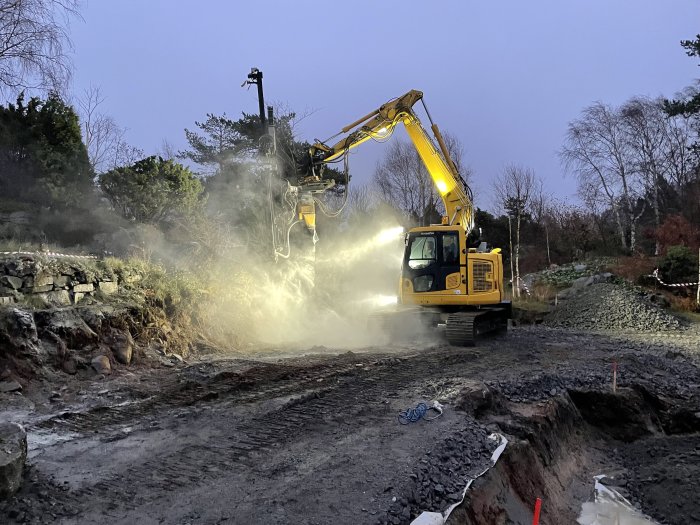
70,0,699,209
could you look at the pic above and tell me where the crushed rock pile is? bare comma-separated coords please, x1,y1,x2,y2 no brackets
546,282,683,332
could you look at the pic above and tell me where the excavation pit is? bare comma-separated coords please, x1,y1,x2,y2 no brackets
442,386,699,525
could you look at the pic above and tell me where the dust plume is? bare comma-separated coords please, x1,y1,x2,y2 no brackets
199,214,407,349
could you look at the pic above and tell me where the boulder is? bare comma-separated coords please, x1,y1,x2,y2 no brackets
0,308,38,344
0,422,27,499
33,309,97,348
0,276,22,290
454,381,498,417
91,355,111,375
108,329,133,365
62,358,77,375
0,380,22,393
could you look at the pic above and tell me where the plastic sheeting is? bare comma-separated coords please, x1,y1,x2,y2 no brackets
577,475,659,525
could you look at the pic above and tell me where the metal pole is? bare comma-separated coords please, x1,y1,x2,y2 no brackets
246,68,266,131
256,71,266,131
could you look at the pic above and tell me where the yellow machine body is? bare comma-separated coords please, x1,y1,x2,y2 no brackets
399,226,505,307
307,89,510,343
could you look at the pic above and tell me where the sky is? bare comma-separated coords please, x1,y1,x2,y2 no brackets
69,0,700,211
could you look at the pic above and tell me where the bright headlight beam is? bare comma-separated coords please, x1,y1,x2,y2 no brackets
374,226,404,245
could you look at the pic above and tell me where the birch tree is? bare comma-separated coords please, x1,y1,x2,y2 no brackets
561,102,645,253
493,165,536,298
0,0,80,93
620,97,669,255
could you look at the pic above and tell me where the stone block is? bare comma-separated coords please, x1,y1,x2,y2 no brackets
37,290,71,307
54,276,70,288
73,292,86,303
73,283,94,293
34,272,53,287
0,422,27,499
0,276,22,290
0,296,15,305
29,285,53,294
98,281,118,295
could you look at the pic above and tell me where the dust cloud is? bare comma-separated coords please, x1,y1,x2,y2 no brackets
42,152,418,351
199,216,407,349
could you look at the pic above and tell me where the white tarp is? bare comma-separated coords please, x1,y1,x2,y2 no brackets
577,475,659,525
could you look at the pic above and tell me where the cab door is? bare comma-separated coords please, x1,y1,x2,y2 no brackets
437,232,462,294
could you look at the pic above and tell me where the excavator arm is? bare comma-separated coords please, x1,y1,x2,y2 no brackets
306,90,475,233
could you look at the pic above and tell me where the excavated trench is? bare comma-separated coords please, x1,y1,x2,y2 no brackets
445,385,700,525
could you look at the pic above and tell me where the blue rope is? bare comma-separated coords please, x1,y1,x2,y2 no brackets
398,402,430,425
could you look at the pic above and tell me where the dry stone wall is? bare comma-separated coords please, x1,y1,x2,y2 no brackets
0,255,122,307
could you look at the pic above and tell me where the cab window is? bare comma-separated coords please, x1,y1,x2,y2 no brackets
408,236,436,270
442,233,459,264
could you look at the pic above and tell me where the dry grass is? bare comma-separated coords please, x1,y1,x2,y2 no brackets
514,282,557,312
609,256,658,284
668,294,700,314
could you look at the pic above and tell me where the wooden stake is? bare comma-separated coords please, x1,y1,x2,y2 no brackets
612,361,618,393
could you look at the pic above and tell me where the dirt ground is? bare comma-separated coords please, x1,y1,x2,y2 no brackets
1,325,699,525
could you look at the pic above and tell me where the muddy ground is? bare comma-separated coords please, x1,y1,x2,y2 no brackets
1,325,699,525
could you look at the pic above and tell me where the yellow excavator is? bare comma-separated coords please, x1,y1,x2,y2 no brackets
298,90,510,345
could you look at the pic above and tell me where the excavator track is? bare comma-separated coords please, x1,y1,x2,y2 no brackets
445,309,508,346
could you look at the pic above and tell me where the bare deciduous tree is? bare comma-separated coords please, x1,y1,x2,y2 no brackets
0,0,80,93
157,138,177,160
529,179,552,265
664,113,695,189
78,86,122,172
493,165,536,298
621,97,670,255
113,140,144,168
78,86,145,172
561,102,645,253
373,132,468,226
346,184,376,219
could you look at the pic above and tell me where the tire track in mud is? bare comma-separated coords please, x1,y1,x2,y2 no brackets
64,349,481,511
30,357,383,435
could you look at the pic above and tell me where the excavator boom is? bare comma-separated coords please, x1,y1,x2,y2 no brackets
308,90,474,233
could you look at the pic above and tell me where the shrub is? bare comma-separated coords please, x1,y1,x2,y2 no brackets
658,245,698,285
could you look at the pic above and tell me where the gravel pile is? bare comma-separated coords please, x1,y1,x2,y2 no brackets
546,282,683,332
